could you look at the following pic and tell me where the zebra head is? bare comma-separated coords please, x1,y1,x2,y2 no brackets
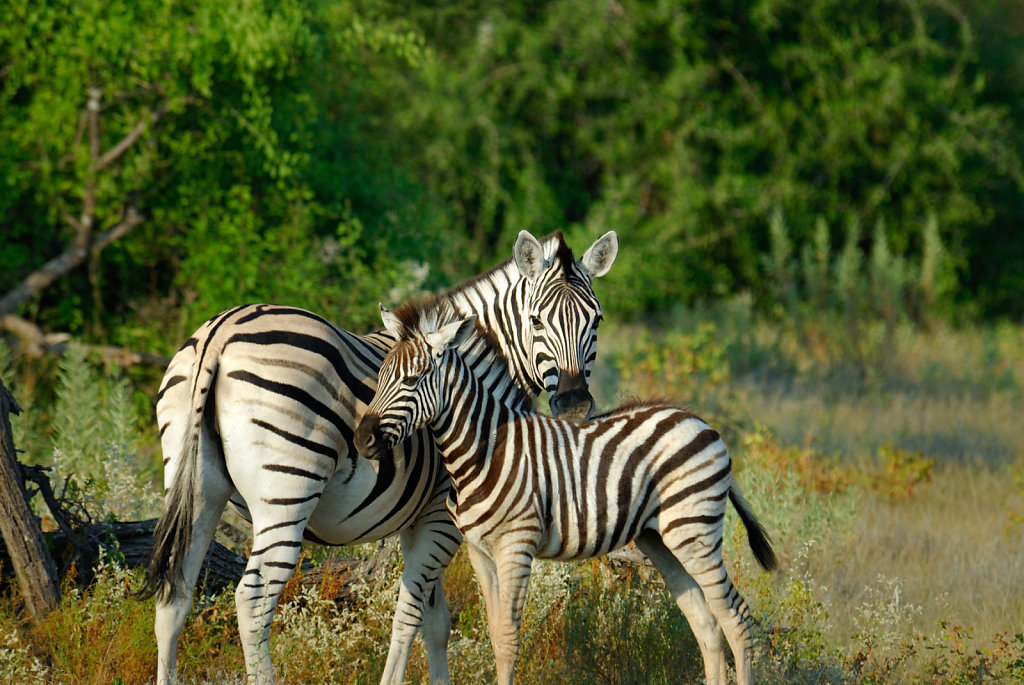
354,302,477,461
512,230,618,423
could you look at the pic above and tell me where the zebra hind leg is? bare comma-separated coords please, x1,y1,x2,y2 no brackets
665,531,757,685
635,531,727,685
235,506,317,685
154,435,234,685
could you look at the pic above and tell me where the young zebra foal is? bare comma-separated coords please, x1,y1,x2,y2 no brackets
354,299,778,685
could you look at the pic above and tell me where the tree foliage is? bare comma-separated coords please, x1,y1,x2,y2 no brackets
0,0,445,350
1,0,1022,355
384,0,1022,315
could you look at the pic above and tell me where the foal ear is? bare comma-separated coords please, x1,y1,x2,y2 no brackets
581,230,618,278
513,230,549,281
426,316,476,357
380,304,402,337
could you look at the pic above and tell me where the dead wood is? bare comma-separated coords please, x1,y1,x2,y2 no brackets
0,381,61,618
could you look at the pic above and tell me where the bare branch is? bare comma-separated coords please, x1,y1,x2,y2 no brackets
92,205,143,252
0,315,168,368
20,464,85,551
0,245,89,318
0,380,61,617
0,206,143,318
0,315,69,357
61,211,84,234
92,99,172,172
77,87,103,253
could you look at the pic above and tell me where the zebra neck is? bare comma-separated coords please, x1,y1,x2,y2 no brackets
430,359,526,490
446,275,540,397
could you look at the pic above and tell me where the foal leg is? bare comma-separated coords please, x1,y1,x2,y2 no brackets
665,532,757,685
636,531,727,685
466,542,534,685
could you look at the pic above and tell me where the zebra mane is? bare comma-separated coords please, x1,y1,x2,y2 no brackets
386,293,464,339
443,230,578,298
388,294,534,410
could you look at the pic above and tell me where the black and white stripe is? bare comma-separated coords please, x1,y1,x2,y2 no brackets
354,298,777,685
141,230,617,685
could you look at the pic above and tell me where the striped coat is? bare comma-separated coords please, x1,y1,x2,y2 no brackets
142,230,618,685
355,298,777,685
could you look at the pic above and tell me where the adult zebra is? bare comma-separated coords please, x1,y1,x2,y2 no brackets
354,297,778,685
140,230,618,685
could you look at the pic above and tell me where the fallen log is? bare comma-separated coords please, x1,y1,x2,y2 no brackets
0,515,399,602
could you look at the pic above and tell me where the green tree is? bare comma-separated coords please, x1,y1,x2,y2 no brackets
380,0,1022,316
0,0,445,353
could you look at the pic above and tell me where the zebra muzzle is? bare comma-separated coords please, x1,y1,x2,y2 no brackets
354,415,391,460
549,386,594,424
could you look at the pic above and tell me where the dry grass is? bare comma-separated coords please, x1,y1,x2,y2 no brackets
597,311,1024,679
808,464,1024,645
2,313,1023,683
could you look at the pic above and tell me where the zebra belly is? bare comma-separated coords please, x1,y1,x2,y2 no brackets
536,516,638,562
222,448,445,546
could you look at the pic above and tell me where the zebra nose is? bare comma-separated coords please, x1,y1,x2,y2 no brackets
354,415,382,457
550,387,594,424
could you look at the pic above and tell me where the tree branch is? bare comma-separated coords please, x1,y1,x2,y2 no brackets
92,99,173,173
0,206,143,318
0,381,61,617
0,314,168,368
77,87,102,253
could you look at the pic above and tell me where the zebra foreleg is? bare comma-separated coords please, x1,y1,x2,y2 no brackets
467,542,533,685
636,531,727,685
419,579,452,683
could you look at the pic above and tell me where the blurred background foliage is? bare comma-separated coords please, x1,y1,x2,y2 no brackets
1,0,1022,352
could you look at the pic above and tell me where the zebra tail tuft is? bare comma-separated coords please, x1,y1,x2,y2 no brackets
135,367,212,602
729,486,779,573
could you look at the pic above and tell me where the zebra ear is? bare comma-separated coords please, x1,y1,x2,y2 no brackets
426,316,476,357
513,230,548,281
380,304,402,337
581,231,618,278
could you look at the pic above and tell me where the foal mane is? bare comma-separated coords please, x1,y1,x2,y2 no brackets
387,294,534,411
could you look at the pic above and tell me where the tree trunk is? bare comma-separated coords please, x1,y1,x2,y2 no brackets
0,381,60,618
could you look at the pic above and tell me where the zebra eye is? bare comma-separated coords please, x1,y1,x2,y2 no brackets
401,376,418,389
593,314,603,330
530,316,543,331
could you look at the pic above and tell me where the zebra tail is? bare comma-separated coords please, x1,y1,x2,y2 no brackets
136,362,215,603
728,487,779,573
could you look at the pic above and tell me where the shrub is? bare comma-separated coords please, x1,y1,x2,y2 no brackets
26,553,157,684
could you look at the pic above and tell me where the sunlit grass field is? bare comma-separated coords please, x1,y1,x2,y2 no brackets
2,304,1023,683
